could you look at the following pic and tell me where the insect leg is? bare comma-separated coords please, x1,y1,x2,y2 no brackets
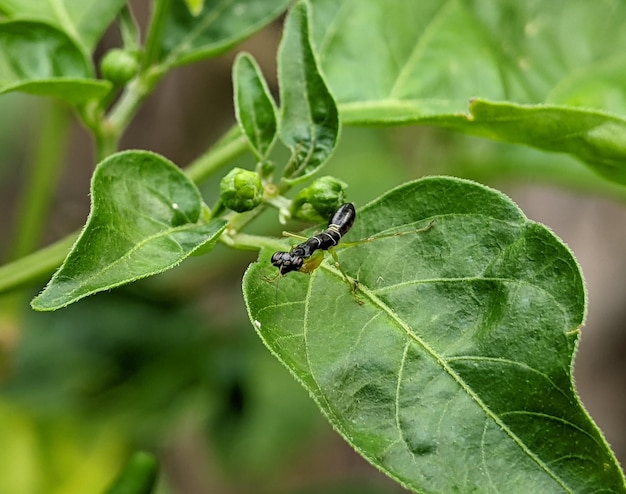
343,219,435,247
282,231,309,241
328,249,363,305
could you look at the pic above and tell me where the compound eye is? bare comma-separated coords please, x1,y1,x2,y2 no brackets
271,251,288,267
278,255,304,275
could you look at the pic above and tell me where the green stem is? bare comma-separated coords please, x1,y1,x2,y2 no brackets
112,74,156,127
5,101,71,261
95,0,172,161
186,127,249,184
0,233,79,295
221,232,286,252
93,119,118,163
94,67,165,162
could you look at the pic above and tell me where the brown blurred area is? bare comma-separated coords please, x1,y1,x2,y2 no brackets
0,6,624,494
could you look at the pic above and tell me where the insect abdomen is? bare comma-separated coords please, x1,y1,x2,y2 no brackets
329,203,356,236
270,203,356,275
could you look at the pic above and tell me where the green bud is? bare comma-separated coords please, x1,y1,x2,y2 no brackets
100,48,140,86
220,168,263,212
290,176,348,222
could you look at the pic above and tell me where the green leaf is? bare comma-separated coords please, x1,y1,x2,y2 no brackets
183,0,204,17
31,151,227,311
0,20,111,104
103,452,158,494
278,0,339,184
243,177,626,493
233,52,278,160
447,99,626,185
310,0,626,184
0,0,126,51
159,0,290,67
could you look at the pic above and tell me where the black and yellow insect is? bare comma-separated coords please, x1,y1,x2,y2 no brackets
271,203,356,275
270,203,434,300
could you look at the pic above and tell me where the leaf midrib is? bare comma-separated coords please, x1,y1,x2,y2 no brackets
312,262,573,492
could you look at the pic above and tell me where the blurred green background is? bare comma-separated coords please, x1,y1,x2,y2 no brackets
1,10,625,494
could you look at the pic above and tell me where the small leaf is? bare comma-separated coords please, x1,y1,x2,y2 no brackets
310,0,626,185
243,177,626,493
104,452,158,494
233,52,278,160
278,0,339,184
183,0,204,17
0,20,111,104
0,0,126,51
159,0,290,67
31,151,226,311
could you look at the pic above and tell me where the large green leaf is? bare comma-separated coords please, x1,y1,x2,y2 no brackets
243,177,626,493
159,0,290,67
309,0,626,184
0,20,110,104
0,0,126,51
31,151,226,311
278,1,339,184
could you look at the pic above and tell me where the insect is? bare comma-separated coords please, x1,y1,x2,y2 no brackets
270,203,434,300
271,203,356,275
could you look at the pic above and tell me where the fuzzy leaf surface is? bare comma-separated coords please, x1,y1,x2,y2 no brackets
243,177,625,493
233,52,278,160
310,0,626,184
159,0,290,67
32,151,226,311
0,20,110,104
0,0,126,51
279,1,339,183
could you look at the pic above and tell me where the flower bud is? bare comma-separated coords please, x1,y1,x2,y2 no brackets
100,48,140,86
290,176,348,222
220,168,263,212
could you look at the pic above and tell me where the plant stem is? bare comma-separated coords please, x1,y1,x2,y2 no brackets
222,232,286,252
0,233,79,295
5,101,71,261
186,127,249,184
94,0,172,161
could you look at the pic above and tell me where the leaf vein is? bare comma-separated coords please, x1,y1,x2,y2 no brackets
347,273,572,491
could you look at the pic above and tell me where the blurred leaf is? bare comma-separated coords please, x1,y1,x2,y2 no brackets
103,452,158,494
0,0,126,51
31,151,227,310
233,52,278,160
0,401,124,494
159,0,290,67
208,338,321,478
279,1,339,184
310,0,626,184
7,291,216,422
0,20,110,104
183,0,204,17
244,177,626,492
